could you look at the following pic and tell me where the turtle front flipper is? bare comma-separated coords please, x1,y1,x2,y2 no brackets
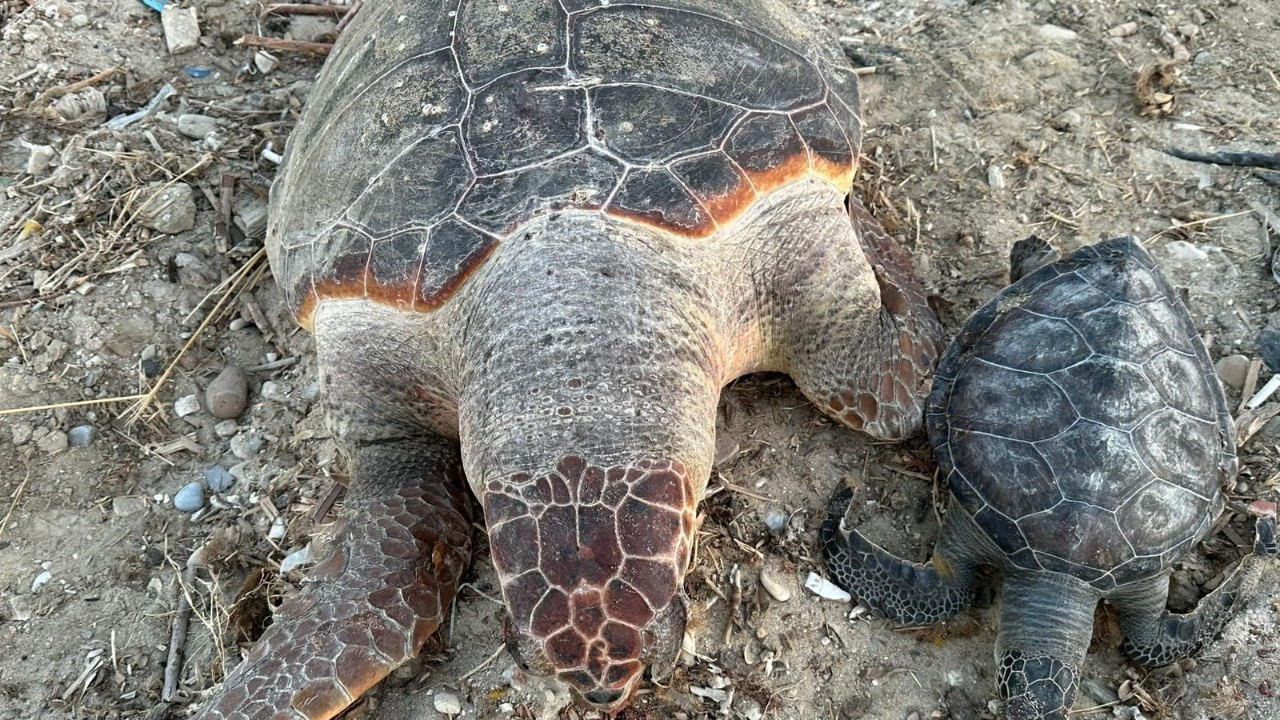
822,486,977,625
783,195,942,440
996,571,1100,720
1112,515,1278,668
194,437,472,720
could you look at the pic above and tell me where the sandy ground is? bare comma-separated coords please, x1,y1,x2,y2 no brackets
1,1,1278,719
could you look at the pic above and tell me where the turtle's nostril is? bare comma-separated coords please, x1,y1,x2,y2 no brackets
583,688,626,705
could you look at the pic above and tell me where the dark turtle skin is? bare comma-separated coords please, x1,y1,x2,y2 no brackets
824,236,1278,720
194,1,944,718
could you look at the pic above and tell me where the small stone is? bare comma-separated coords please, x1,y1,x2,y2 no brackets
176,113,218,140
174,393,201,417
8,595,35,622
1051,108,1084,132
986,164,1006,190
68,425,96,447
142,358,162,378
759,568,792,602
206,365,248,419
23,142,56,175
161,5,201,54
1258,327,1280,373
37,430,68,455
230,432,264,460
70,14,89,28
1214,354,1250,390
11,422,33,446
254,50,279,75
214,419,239,438
31,570,53,592
174,482,205,512
433,691,462,716
1037,24,1079,42
113,496,148,517
204,465,235,493
1161,240,1208,263
763,509,788,533
137,182,196,234
1108,21,1139,37
260,380,289,403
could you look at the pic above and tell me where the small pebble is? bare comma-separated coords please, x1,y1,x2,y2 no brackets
174,393,201,417
68,424,96,447
176,113,218,140
433,691,463,716
1037,24,1079,42
174,482,205,512
261,380,289,403
161,4,200,54
11,422,34,446
763,509,788,533
206,365,249,419
205,466,235,493
8,596,35,622
1214,354,1250,390
230,432,264,460
113,496,148,517
214,419,239,438
759,568,792,602
1258,327,1280,373
142,358,161,378
37,430,68,455
31,570,53,592
137,182,197,234
986,164,1006,190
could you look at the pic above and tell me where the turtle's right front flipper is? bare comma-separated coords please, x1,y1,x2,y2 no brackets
822,486,977,626
194,437,472,720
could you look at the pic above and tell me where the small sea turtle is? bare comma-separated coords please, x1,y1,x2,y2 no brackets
195,1,942,717
824,236,1278,719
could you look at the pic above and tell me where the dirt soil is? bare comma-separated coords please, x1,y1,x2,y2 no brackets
2,1,1279,719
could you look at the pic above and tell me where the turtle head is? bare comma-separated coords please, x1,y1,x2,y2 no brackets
485,456,697,709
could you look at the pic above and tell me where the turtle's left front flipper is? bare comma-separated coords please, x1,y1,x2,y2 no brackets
194,437,472,720
1113,514,1277,668
822,486,979,626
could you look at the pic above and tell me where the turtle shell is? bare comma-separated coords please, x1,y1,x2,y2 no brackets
267,0,865,327
926,236,1237,591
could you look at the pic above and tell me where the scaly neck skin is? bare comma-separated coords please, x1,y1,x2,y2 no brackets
454,212,727,707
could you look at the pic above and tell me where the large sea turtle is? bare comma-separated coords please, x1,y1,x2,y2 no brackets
824,236,1278,719
194,1,942,717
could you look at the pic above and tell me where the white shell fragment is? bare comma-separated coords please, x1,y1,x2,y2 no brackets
758,568,792,602
804,571,851,602
279,543,313,573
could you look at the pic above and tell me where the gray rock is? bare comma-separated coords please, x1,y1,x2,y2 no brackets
1214,354,1250,391
37,430,68,455
174,393,201,417
161,4,200,54
206,365,248,419
174,482,205,512
7,595,36,622
68,424,96,447
214,419,239,438
205,465,235,493
230,432,264,460
433,691,463,716
137,183,197,234
11,422,33,446
113,496,148,517
176,113,218,140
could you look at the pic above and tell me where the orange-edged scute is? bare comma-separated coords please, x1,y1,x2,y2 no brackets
268,0,864,327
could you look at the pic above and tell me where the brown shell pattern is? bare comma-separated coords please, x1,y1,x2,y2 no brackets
926,237,1237,591
267,0,864,327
